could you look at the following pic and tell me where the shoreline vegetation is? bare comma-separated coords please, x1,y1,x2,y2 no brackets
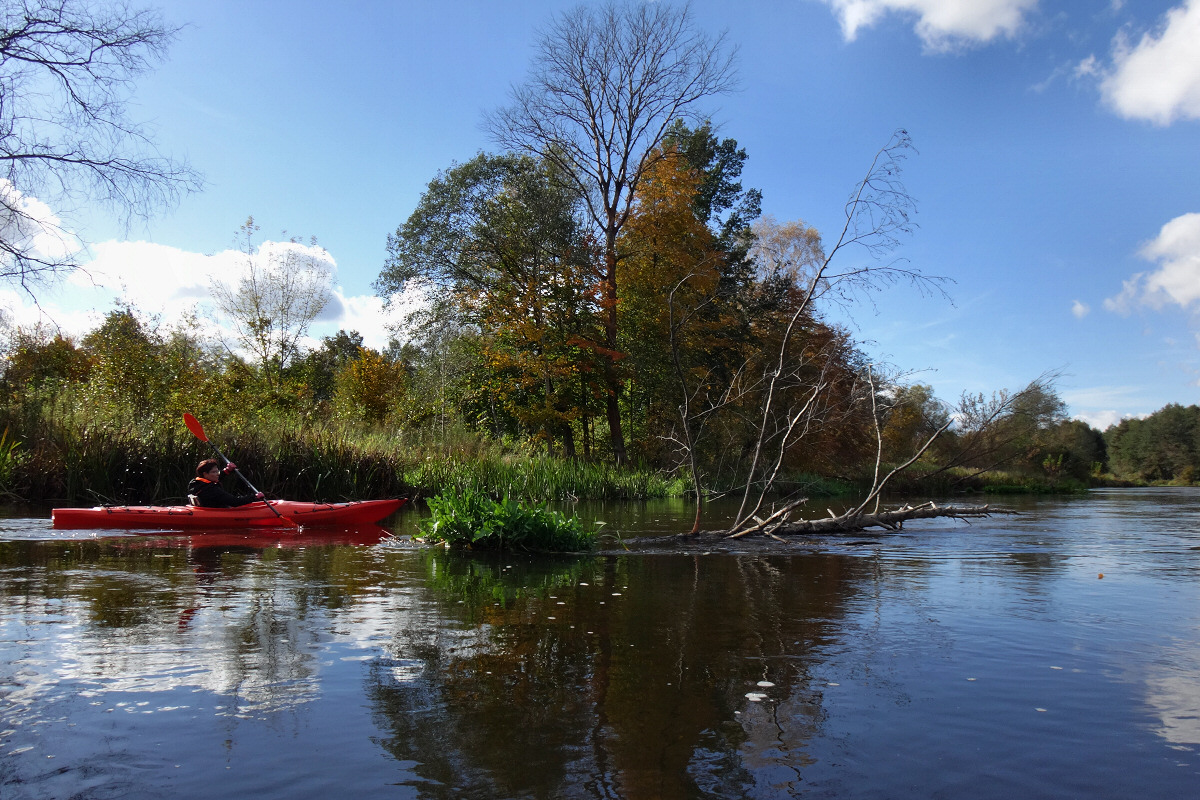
0,324,1192,516
0,403,1175,514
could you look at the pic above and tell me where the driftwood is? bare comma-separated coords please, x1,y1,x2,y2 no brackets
726,501,1006,538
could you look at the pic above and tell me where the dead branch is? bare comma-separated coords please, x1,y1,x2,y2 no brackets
725,501,1007,537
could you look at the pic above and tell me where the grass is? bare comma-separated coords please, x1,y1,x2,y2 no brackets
0,397,683,505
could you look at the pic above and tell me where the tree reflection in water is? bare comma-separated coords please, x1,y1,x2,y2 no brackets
368,549,866,798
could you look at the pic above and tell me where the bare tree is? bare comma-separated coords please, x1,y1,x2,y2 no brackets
725,131,945,530
662,131,965,537
0,0,201,292
211,217,333,391
489,1,736,464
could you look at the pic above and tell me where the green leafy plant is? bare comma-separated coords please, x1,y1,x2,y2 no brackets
418,487,596,552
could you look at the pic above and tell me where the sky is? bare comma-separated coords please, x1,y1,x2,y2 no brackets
2,0,1198,431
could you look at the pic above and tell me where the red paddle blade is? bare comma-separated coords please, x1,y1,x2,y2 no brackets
182,413,209,442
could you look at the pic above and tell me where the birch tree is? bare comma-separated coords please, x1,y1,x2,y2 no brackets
211,217,333,391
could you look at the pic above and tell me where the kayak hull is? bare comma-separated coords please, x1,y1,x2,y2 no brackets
51,498,406,530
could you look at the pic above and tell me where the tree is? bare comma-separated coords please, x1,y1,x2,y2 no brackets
1033,419,1106,480
211,217,333,392
334,346,406,424
878,383,949,464
489,1,737,464
294,329,366,404
1106,404,1200,482
620,123,763,462
82,304,159,412
659,131,948,537
0,0,201,291
379,153,603,455
661,119,761,255
0,323,90,396
618,146,721,462
928,374,1068,483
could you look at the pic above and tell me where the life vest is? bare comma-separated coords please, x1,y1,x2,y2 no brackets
188,476,215,506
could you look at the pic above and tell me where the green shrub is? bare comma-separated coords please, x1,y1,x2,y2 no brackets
418,487,596,552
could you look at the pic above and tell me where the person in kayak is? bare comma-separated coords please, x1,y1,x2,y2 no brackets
187,458,265,508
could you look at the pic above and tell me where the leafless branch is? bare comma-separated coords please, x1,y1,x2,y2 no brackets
0,0,202,292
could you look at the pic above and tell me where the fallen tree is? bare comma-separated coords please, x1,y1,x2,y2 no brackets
726,500,1007,539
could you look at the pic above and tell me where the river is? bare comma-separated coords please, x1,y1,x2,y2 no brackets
1,488,1199,798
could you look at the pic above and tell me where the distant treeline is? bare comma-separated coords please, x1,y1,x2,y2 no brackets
0,130,1180,502
1105,404,1200,483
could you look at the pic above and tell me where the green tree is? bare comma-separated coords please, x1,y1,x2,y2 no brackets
82,306,160,410
661,120,762,257
879,384,950,464
334,347,407,424
1106,404,1200,482
928,375,1069,482
1033,419,1106,480
1,324,90,396
379,153,603,455
293,330,366,404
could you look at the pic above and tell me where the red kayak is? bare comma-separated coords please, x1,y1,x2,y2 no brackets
52,498,406,530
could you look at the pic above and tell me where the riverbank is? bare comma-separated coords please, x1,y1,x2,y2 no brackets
0,407,1146,508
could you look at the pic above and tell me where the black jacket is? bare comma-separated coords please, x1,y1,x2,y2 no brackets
187,477,260,508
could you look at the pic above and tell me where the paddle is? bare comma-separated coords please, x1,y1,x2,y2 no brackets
182,413,297,528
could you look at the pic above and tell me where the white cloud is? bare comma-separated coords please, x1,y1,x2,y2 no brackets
0,180,81,264
1103,273,1141,315
821,0,1038,50
1071,300,1090,318
1100,0,1200,124
1073,409,1125,430
308,288,417,352
1140,213,1200,307
1106,213,1200,313
78,240,223,313
0,239,422,356
1064,385,1152,430
1065,386,1156,431
0,287,99,337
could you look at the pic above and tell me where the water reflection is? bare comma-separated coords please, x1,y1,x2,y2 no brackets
1,490,1200,798
367,550,866,798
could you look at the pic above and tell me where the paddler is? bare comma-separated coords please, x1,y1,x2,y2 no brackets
187,458,265,508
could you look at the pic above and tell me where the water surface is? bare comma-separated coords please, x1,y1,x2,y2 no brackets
2,489,1199,798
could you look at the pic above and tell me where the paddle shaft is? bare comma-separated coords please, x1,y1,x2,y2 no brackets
202,440,261,494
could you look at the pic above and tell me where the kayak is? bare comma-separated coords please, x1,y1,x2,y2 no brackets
51,498,406,530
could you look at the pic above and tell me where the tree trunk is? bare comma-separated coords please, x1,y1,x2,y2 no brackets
725,501,1006,538
603,234,627,465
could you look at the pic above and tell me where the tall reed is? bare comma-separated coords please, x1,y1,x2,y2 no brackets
0,397,684,505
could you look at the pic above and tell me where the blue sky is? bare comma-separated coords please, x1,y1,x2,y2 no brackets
4,0,1199,430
